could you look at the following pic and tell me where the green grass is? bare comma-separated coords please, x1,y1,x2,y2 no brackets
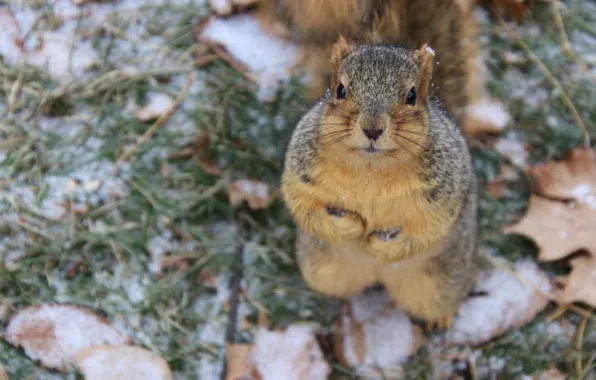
1,0,596,379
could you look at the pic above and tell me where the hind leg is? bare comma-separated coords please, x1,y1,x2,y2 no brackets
296,230,379,298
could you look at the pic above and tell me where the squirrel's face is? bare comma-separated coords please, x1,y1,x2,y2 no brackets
319,43,433,162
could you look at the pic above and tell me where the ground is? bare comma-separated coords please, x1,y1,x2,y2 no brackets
1,0,596,379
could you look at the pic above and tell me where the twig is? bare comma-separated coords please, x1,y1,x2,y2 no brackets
575,307,591,378
497,14,591,149
220,209,249,380
550,0,596,82
114,73,193,169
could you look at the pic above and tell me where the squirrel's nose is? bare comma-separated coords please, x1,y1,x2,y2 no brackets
363,127,384,141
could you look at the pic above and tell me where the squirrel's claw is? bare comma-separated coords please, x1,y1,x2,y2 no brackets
424,313,454,332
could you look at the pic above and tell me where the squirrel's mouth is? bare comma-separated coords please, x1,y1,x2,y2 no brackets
360,146,384,154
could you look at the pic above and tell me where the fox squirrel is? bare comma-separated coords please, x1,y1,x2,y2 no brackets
281,40,479,328
258,0,483,132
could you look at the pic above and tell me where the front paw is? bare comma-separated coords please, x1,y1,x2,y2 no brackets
364,228,406,261
323,206,365,241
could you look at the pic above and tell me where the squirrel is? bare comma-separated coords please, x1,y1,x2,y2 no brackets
257,0,483,133
280,39,479,329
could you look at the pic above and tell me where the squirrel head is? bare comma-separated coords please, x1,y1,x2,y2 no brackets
319,38,434,164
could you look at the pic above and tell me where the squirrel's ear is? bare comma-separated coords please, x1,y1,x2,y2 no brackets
414,44,434,102
330,36,355,74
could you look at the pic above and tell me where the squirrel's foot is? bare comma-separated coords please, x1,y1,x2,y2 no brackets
322,206,365,241
364,228,409,261
424,313,455,332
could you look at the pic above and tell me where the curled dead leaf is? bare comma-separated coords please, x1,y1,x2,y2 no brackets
227,179,276,209
5,304,130,370
490,0,533,22
504,195,596,261
463,98,511,136
74,344,173,380
560,254,596,308
334,291,425,378
527,148,596,209
443,259,552,346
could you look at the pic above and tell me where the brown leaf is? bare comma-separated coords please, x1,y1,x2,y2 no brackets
227,180,277,209
5,304,130,370
528,148,596,209
225,343,258,380
504,195,596,261
74,344,173,380
334,292,425,377
491,0,532,22
193,132,222,176
560,255,596,308
463,98,511,136
444,259,552,346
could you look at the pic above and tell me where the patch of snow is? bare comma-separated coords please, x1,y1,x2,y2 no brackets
200,15,301,101
572,183,596,209
444,259,552,345
465,99,511,131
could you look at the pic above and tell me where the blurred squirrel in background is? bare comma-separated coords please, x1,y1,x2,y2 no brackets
281,39,480,329
258,0,485,134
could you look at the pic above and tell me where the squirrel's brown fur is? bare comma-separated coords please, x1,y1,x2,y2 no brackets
258,0,483,129
281,41,479,326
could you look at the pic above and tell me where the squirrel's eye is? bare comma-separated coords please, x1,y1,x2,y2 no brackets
406,87,416,105
336,82,346,100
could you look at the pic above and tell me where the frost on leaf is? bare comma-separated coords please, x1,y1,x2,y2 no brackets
74,344,173,380
527,148,596,209
135,92,175,121
227,179,276,209
443,259,552,346
560,255,596,308
251,325,331,380
225,325,330,380
198,14,300,102
334,291,425,378
4,304,130,370
463,98,510,136
504,195,596,261
494,136,529,168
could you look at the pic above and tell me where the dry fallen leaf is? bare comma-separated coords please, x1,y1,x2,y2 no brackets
334,291,425,378
5,304,130,370
463,98,511,136
560,255,596,308
490,0,532,22
0,366,7,380
251,324,330,380
225,343,257,380
74,344,173,380
528,148,596,209
227,179,276,209
135,92,175,121
504,195,596,261
443,259,552,346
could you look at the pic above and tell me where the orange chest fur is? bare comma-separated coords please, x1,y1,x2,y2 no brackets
311,158,435,232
